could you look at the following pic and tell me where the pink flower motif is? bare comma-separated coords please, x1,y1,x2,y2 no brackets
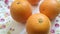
8,6,10,9
50,29,55,33
5,0,8,5
0,18,5,22
10,28,12,30
10,28,15,31
56,20,59,22
55,23,59,27
2,25,6,29
6,13,10,16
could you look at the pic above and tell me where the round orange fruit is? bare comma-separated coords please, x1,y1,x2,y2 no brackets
40,0,60,21
10,0,32,24
26,13,51,34
27,0,40,6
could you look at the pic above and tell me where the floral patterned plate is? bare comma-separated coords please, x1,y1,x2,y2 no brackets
0,0,60,34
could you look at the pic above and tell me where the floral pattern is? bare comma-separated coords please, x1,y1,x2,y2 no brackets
0,0,60,34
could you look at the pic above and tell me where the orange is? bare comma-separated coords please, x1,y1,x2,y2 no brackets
27,0,40,6
39,0,60,21
26,13,51,34
56,0,60,13
10,0,32,24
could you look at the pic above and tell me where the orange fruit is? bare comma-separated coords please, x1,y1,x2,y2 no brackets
10,0,32,23
56,0,60,11
26,13,51,34
39,0,60,21
27,0,40,6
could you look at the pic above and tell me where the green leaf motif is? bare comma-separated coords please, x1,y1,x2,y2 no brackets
7,31,11,34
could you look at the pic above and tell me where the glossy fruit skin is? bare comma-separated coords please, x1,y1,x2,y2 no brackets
10,0,32,23
40,0,60,21
26,13,51,34
27,0,40,6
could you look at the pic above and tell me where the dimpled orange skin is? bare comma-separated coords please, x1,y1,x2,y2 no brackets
40,0,60,21
27,0,40,6
10,0,32,23
26,13,51,34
